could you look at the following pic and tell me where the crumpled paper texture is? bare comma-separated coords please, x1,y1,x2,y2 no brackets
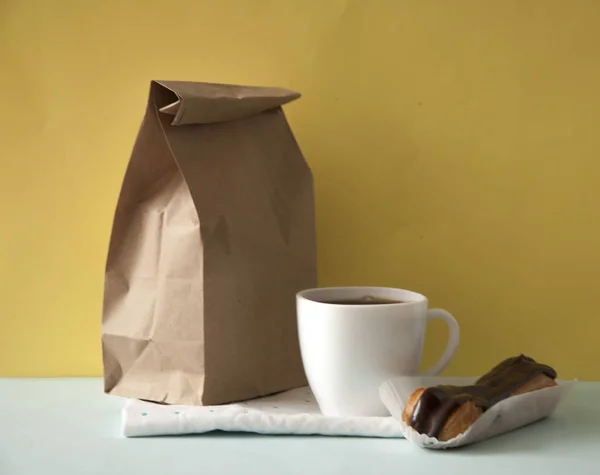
123,386,403,438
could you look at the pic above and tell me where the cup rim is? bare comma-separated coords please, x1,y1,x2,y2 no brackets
296,286,427,306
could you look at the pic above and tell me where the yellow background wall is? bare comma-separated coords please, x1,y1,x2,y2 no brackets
2,0,599,379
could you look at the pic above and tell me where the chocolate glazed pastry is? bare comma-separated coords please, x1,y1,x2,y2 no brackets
401,355,557,441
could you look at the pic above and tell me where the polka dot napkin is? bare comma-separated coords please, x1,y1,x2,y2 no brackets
122,386,403,438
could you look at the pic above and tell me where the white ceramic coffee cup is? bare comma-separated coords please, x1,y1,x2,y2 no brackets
296,287,460,417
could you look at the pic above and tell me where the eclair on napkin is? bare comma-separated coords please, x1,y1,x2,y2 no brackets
401,354,557,441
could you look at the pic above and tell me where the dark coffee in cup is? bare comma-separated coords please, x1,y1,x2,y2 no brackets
297,286,460,416
320,296,406,305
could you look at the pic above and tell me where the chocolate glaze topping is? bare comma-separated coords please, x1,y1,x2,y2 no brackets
408,354,557,438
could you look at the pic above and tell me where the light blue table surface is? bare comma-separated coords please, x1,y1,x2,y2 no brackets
1,378,599,475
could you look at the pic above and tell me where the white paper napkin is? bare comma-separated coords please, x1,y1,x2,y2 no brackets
380,376,576,449
122,386,404,438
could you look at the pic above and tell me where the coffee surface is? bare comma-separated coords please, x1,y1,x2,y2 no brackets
320,296,406,305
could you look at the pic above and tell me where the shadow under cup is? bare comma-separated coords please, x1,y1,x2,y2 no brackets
296,287,459,417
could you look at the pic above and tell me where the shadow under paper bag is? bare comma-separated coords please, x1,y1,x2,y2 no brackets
379,376,576,449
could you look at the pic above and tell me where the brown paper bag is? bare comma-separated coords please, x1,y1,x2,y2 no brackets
102,80,317,406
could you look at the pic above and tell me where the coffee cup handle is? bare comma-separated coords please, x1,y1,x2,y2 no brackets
420,309,460,376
